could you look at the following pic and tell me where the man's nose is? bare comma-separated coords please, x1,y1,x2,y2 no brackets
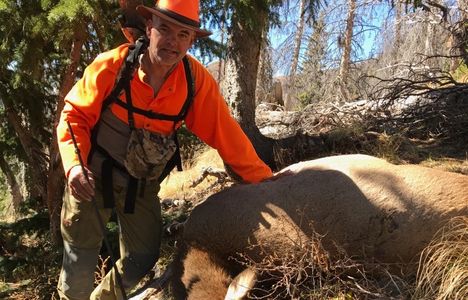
164,32,177,45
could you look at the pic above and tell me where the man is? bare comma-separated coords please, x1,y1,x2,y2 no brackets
56,0,273,299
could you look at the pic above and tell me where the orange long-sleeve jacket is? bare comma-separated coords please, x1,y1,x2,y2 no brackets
57,44,272,183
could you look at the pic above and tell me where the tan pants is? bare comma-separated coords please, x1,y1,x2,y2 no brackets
57,180,162,300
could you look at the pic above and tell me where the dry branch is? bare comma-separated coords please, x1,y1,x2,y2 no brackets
257,80,468,166
190,166,231,188
234,218,410,300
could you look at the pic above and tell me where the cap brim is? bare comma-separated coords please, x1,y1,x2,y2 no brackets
136,5,212,38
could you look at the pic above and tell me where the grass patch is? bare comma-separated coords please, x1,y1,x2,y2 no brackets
419,157,468,175
159,146,226,202
413,216,468,300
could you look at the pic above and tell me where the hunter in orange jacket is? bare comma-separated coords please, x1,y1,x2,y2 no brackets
56,1,273,299
57,43,272,183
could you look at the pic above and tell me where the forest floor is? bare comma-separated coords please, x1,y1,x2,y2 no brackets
0,147,231,299
0,137,466,299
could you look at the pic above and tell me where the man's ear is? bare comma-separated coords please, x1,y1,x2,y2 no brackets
190,35,196,48
145,18,153,38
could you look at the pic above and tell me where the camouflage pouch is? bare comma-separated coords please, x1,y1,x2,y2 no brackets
124,128,177,180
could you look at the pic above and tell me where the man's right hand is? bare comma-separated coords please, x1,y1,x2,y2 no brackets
68,165,95,202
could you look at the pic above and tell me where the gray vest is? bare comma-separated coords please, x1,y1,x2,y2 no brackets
89,108,131,188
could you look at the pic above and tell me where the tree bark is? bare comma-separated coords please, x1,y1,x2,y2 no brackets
4,105,47,202
393,0,403,64
221,9,276,169
0,155,24,212
290,0,306,78
46,21,88,243
218,7,227,84
457,0,468,19
255,26,273,106
339,0,356,100
451,0,468,69
424,21,434,59
285,0,307,111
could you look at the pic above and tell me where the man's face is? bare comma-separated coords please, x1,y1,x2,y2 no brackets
146,16,196,67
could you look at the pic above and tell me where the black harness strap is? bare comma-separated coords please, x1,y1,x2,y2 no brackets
179,57,195,119
90,37,149,213
122,65,138,213
94,142,140,212
112,98,185,121
101,38,149,111
90,38,195,214
109,56,194,123
160,56,196,177
125,176,138,213
125,78,136,129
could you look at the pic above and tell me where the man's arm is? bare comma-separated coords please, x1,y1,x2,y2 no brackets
184,57,272,183
56,47,125,199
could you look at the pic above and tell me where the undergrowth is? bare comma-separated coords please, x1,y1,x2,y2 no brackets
0,209,61,299
0,134,466,299
237,221,413,300
413,216,468,300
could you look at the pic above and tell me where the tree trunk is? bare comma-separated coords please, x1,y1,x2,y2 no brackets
218,7,227,84
458,0,468,19
4,105,47,202
221,9,276,169
450,0,468,70
290,0,306,78
47,22,88,243
393,0,403,64
339,0,356,100
285,0,307,111
424,21,434,58
255,26,273,106
0,155,24,212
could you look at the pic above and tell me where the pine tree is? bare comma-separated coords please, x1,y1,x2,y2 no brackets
0,0,122,238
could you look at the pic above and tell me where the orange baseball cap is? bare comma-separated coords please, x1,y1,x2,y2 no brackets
137,0,212,38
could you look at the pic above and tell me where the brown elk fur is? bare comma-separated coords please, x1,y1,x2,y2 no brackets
171,245,234,300
173,154,468,298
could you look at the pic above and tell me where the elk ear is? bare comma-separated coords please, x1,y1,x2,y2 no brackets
224,268,256,300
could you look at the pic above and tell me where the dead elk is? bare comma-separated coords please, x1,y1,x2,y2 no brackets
132,154,468,299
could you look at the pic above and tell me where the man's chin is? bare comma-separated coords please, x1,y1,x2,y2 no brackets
157,55,181,66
